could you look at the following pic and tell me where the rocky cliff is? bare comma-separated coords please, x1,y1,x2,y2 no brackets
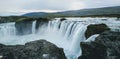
15,18,50,35
79,31,120,59
85,24,110,39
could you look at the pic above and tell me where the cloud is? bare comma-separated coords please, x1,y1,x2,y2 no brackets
0,0,120,14
22,0,73,10
79,0,120,8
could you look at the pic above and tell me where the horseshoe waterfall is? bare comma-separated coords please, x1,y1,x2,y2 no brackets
0,18,120,59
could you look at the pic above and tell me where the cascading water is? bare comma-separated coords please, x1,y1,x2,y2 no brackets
47,19,88,59
0,22,16,37
85,34,99,42
0,17,120,59
32,20,37,34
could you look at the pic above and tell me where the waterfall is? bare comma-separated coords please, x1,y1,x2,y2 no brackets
0,17,120,59
0,22,16,37
47,19,88,59
32,20,37,34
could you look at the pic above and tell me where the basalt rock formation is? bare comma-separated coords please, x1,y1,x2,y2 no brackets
15,18,35,35
0,39,67,59
85,24,110,39
15,18,50,35
79,31,120,59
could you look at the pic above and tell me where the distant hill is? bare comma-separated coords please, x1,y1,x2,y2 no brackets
23,12,50,17
23,6,120,18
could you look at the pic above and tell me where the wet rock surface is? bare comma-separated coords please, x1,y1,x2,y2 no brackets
15,18,50,35
85,24,110,39
35,18,49,32
79,31,120,59
0,39,66,59
15,18,34,35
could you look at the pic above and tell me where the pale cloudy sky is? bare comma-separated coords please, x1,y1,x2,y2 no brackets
0,0,120,15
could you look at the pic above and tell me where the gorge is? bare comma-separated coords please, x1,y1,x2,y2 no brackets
0,17,120,59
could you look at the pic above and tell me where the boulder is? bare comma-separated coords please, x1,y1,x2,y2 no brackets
95,31,120,59
85,24,110,39
0,39,67,59
79,31,120,59
79,42,107,59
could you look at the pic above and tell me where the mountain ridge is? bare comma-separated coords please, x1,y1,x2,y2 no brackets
23,6,120,18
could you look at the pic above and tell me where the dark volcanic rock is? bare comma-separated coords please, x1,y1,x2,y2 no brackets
0,39,66,59
85,24,110,39
60,18,67,21
79,42,107,59
15,18,50,35
95,31,120,59
79,31,120,59
15,18,35,35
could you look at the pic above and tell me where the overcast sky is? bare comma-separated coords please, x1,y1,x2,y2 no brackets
0,0,120,15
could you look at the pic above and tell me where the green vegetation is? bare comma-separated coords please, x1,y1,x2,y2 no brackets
16,18,35,22
0,16,27,23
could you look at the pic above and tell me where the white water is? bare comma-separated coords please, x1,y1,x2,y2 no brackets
85,34,99,42
0,22,16,37
32,20,37,34
0,17,120,59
